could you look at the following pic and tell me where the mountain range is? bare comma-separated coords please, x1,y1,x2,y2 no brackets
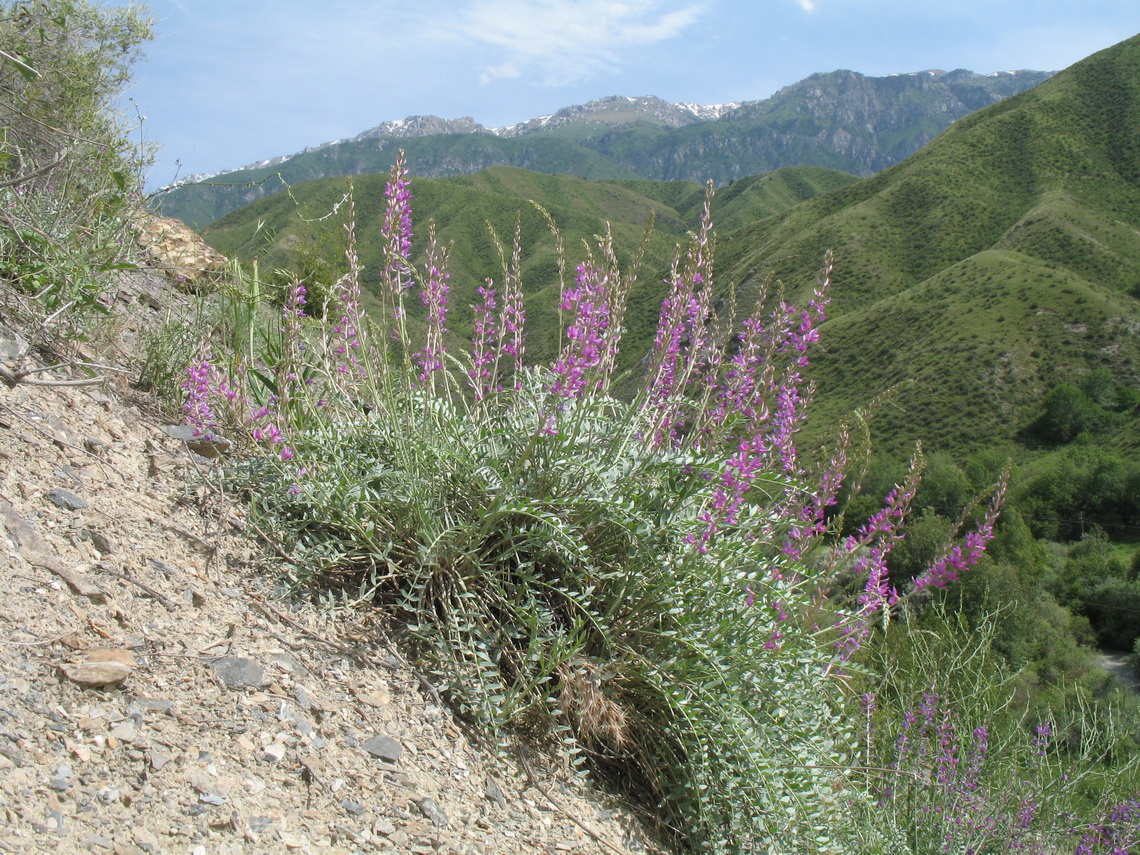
197,33,1140,466
156,67,1051,227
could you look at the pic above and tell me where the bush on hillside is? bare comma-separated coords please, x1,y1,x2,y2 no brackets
0,0,152,327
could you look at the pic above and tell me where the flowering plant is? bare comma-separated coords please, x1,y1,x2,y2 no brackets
181,154,1013,852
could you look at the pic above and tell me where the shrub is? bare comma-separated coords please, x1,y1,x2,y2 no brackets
1033,384,1104,444
0,0,153,330
176,157,1011,852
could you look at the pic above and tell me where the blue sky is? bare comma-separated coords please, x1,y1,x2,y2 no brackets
122,0,1140,191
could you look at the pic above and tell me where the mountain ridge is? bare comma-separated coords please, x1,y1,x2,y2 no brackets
157,67,1052,226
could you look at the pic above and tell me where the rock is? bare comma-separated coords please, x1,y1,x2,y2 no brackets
148,750,173,772
46,488,88,510
86,648,136,666
83,437,110,458
388,830,410,848
416,797,449,828
209,656,266,690
357,688,391,707
60,659,132,688
185,586,206,606
362,734,403,763
131,827,161,853
484,776,507,810
341,799,366,816
135,698,174,715
293,684,315,711
131,213,226,289
0,322,28,360
266,651,311,679
262,741,287,763
48,763,73,791
84,528,116,555
146,557,178,577
159,424,233,458
110,721,138,743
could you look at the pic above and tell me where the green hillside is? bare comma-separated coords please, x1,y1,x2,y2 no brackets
201,32,1140,464
203,164,858,367
204,167,681,366
711,34,1140,458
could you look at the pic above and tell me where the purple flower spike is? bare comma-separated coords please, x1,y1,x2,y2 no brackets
416,222,451,388
548,263,612,401
183,352,219,437
913,463,1010,593
468,282,500,402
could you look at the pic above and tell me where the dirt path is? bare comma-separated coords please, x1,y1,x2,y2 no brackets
1098,649,1140,693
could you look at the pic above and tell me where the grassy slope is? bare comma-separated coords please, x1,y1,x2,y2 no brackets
712,35,1140,458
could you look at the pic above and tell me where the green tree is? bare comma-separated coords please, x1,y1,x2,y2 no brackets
1033,383,1103,444
1079,368,1118,409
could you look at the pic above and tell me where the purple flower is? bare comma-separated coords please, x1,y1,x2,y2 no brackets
468,282,500,401
416,222,451,388
183,352,218,437
547,263,612,403
382,151,413,268
835,447,924,661
912,463,1010,592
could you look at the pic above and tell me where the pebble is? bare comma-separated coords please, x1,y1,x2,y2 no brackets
159,424,233,457
110,721,138,743
294,684,315,710
0,322,28,359
416,797,449,828
485,776,507,810
149,750,173,772
48,763,73,791
59,659,132,688
135,698,174,715
147,557,178,577
209,656,266,690
84,528,116,554
83,437,110,457
362,734,403,763
263,741,288,763
46,488,88,510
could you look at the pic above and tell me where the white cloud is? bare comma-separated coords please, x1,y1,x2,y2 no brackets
480,61,523,84
429,0,707,86
795,0,817,11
